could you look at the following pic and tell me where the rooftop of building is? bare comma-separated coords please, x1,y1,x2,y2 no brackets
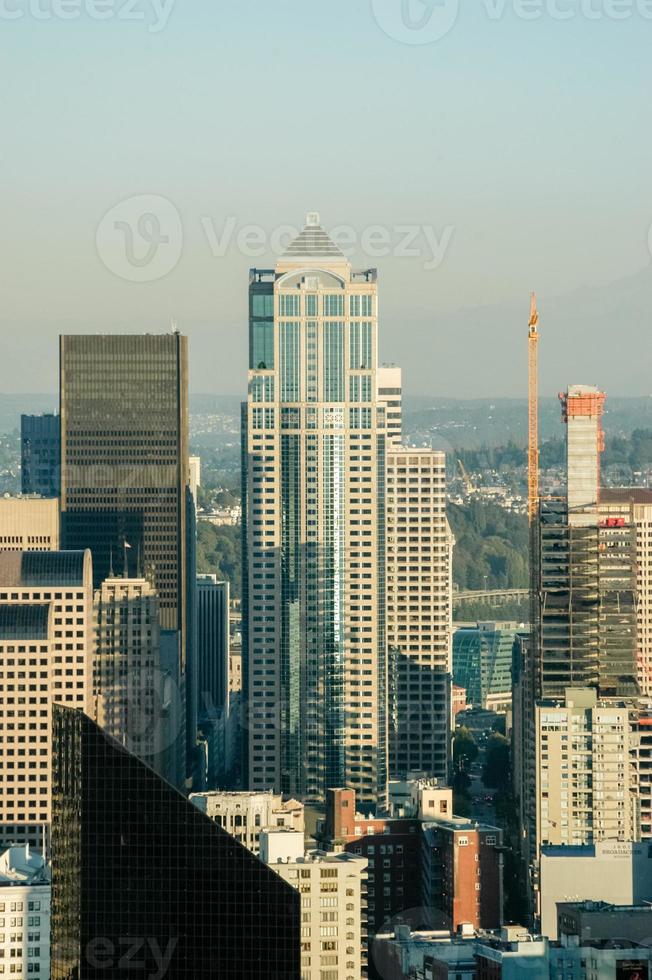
601,488,652,505
0,494,58,502
541,844,597,857
0,550,89,588
281,213,345,260
190,789,302,808
0,845,50,887
268,846,367,867
558,901,652,916
375,926,546,955
422,816,502,835
537,688,637,711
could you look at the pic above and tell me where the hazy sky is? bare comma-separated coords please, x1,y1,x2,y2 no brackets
2,0,651,397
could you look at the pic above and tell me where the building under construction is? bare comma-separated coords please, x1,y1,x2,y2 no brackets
536,386,637,701
516,303,640,923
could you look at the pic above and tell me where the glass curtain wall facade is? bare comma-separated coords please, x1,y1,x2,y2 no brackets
59,334,190,634
244,216,388,807
50,705,300,980
21,413,61,497
59,334,195,778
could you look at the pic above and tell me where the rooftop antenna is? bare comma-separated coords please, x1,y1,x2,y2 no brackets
171,318,179,334
108,546,114,578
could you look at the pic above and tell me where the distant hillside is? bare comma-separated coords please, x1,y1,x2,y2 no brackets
448,500,528,592
403,397,652,451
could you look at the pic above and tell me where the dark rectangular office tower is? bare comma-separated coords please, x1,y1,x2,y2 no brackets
50,705,301,980
59,334,189,631
21,413,61,496
59,334,196,777
197,575,229,721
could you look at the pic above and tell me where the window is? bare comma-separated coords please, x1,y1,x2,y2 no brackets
324,294,344,316
305,294,318,316
279,294,301,316
349,321,372,369
280,322,300,401
251,320,274,370
323,322,345,402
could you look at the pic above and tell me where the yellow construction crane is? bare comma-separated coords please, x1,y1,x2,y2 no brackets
528,292,539,524
457,458,474,494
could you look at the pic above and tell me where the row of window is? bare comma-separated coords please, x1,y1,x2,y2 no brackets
254,293,373,318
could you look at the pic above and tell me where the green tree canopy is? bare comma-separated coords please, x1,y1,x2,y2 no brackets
453,726,479,772
482,733,511,790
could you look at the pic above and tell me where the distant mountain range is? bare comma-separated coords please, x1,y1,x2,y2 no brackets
402,396,652,450
2,391,651,454
390,265,652,401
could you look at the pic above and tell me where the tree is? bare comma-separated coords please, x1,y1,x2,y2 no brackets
453,726,478,772
196,522,242,600
483,733,511,790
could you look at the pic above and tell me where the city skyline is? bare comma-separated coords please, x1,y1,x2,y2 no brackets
4,2,652,973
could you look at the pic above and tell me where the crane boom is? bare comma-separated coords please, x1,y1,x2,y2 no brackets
528,293,539,524
457,458,474,493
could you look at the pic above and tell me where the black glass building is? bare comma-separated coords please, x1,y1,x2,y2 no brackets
50,705,300,980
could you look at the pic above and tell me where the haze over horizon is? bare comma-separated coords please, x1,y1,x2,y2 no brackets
2,1,651,397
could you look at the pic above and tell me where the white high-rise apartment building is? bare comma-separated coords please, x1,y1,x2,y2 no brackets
0,845,50,980
260,829,367,980
535,688,638,851
0,550,94,849
244,214,389,806
386,448,452,780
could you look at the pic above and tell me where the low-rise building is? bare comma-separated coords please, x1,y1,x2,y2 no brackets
556,901,652,947
322,787,503,941
389,778,453,820
189,790,304,854
540,842,652,940
0,845,50,980
421,819,503,933
370,926,545,980
371,915,652,980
